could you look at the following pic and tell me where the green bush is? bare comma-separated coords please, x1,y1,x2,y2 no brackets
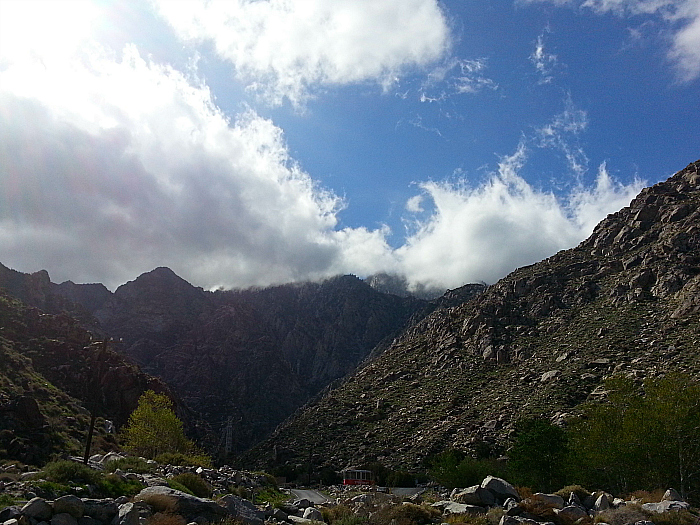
40,460,100,485
170,472,212,498
95,474,144,497
167,480,194,495
0,494,17,507
155,452,212,468
255,487,288,507
428,450,505,489
553,485,591,502
104,456,154,474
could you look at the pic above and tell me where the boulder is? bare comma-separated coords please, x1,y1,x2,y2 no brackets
481,476,520,502
51,514,78,525
292,499,311,510
594,494,610,512
532,493,564,509
135,486,228,523
82,500,118,523
452,485,496,506
641,501,690,513
0,507,21,523
441,503,485,516
53,496,85,518
662,489,683,502
111,503,139,525
302,508,323,521
554,506,588,522
22,498,53,521
218,494,263,525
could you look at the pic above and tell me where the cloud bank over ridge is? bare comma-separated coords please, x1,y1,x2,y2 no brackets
0,0,647,291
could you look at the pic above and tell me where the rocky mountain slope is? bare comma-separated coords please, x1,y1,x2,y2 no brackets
0,290,169,465
241,159,700,472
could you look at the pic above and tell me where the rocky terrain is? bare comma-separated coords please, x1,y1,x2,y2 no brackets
1,455,696,525
242,159,700,471
0,291,169,465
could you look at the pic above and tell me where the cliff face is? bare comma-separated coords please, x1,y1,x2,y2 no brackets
0,291,169,464
241,160,700,471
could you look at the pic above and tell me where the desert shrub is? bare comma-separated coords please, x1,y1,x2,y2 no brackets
518,498,559,522
0,494,17,506
40,460,100,485
649,510,699,525
627,489,666,503
369,503,440,525
167,479,195,495
170,472,212,498
554,485,591,502
485,507,505,525
139,492,178,513
95,474,144,497
322,504,354,524
445,514,488,525
104,456,154,474
228,486,250,499
594,504,650,525
516,487,533,499
155,452,212,468
334,516,368,525
145,513,186,525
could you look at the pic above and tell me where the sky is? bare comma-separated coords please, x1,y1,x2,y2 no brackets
0,0,699,292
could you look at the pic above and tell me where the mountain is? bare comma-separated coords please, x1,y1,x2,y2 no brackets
240,159,700,472
0,289,169,465
0,264,432,455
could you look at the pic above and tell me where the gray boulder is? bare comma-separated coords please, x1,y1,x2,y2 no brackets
594,494,610,512
51,514,78,525
0,507,21,523
481,476,520,502
532,493,564,509
441,503,485,516
642,501,690,513
218,494,263,525
111,503,139,525
53,496,85,518
83,500,118,523
22,498,53,521
662,489,683,502
302,508,323,521
452,486,496,506
135,486,228,523
554,506,588,521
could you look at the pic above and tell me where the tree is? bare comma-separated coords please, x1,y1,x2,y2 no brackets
508,418,568,492
121,390,193,459
567,374,700,502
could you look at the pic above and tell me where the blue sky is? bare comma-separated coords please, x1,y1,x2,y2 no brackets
1,0,698,291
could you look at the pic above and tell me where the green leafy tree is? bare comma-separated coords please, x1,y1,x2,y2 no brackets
568,374,700,502
508,418,568,492
121,391,193,459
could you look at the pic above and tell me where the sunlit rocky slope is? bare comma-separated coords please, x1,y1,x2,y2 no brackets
241,159,700,471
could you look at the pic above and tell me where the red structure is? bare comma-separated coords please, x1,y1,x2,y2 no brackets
342,469,374,485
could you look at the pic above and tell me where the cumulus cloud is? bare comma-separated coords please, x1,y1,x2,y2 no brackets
522,0,700,81
394,146,645,290
154,0,452,107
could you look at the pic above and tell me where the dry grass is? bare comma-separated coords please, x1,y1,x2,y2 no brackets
137,493,177,513
145,512,186,525
627,489,666,504
594,504,651,525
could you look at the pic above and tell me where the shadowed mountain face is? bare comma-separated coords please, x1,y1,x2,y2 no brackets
0,264,431,455
0,290,169,464
240,159,700,471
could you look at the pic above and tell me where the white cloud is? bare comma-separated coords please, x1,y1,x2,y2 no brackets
154,0,452,107
534,99,589,176
394,146,644,290
530,31,558,83
523,0,700,82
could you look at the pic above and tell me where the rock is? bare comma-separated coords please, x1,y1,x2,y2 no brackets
350,494,371,504
554,506,588,521
452,485,496,506
594,494,610,512
540,370,560,382
3,519,19,525
287,517,315,525
302,508,323,521
51,514,78,525
22,498,53,521
662,488,683,502
53,496,85,518
568,492,582,507
292,499,311,510
481,476,520,502
77,517,101,525
641,501,690,513
442,503,485,515
532,493,564,509
82,500,118,523
111,504,139,525
0,507,21,523
218,494,263,525
135,486,228,523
